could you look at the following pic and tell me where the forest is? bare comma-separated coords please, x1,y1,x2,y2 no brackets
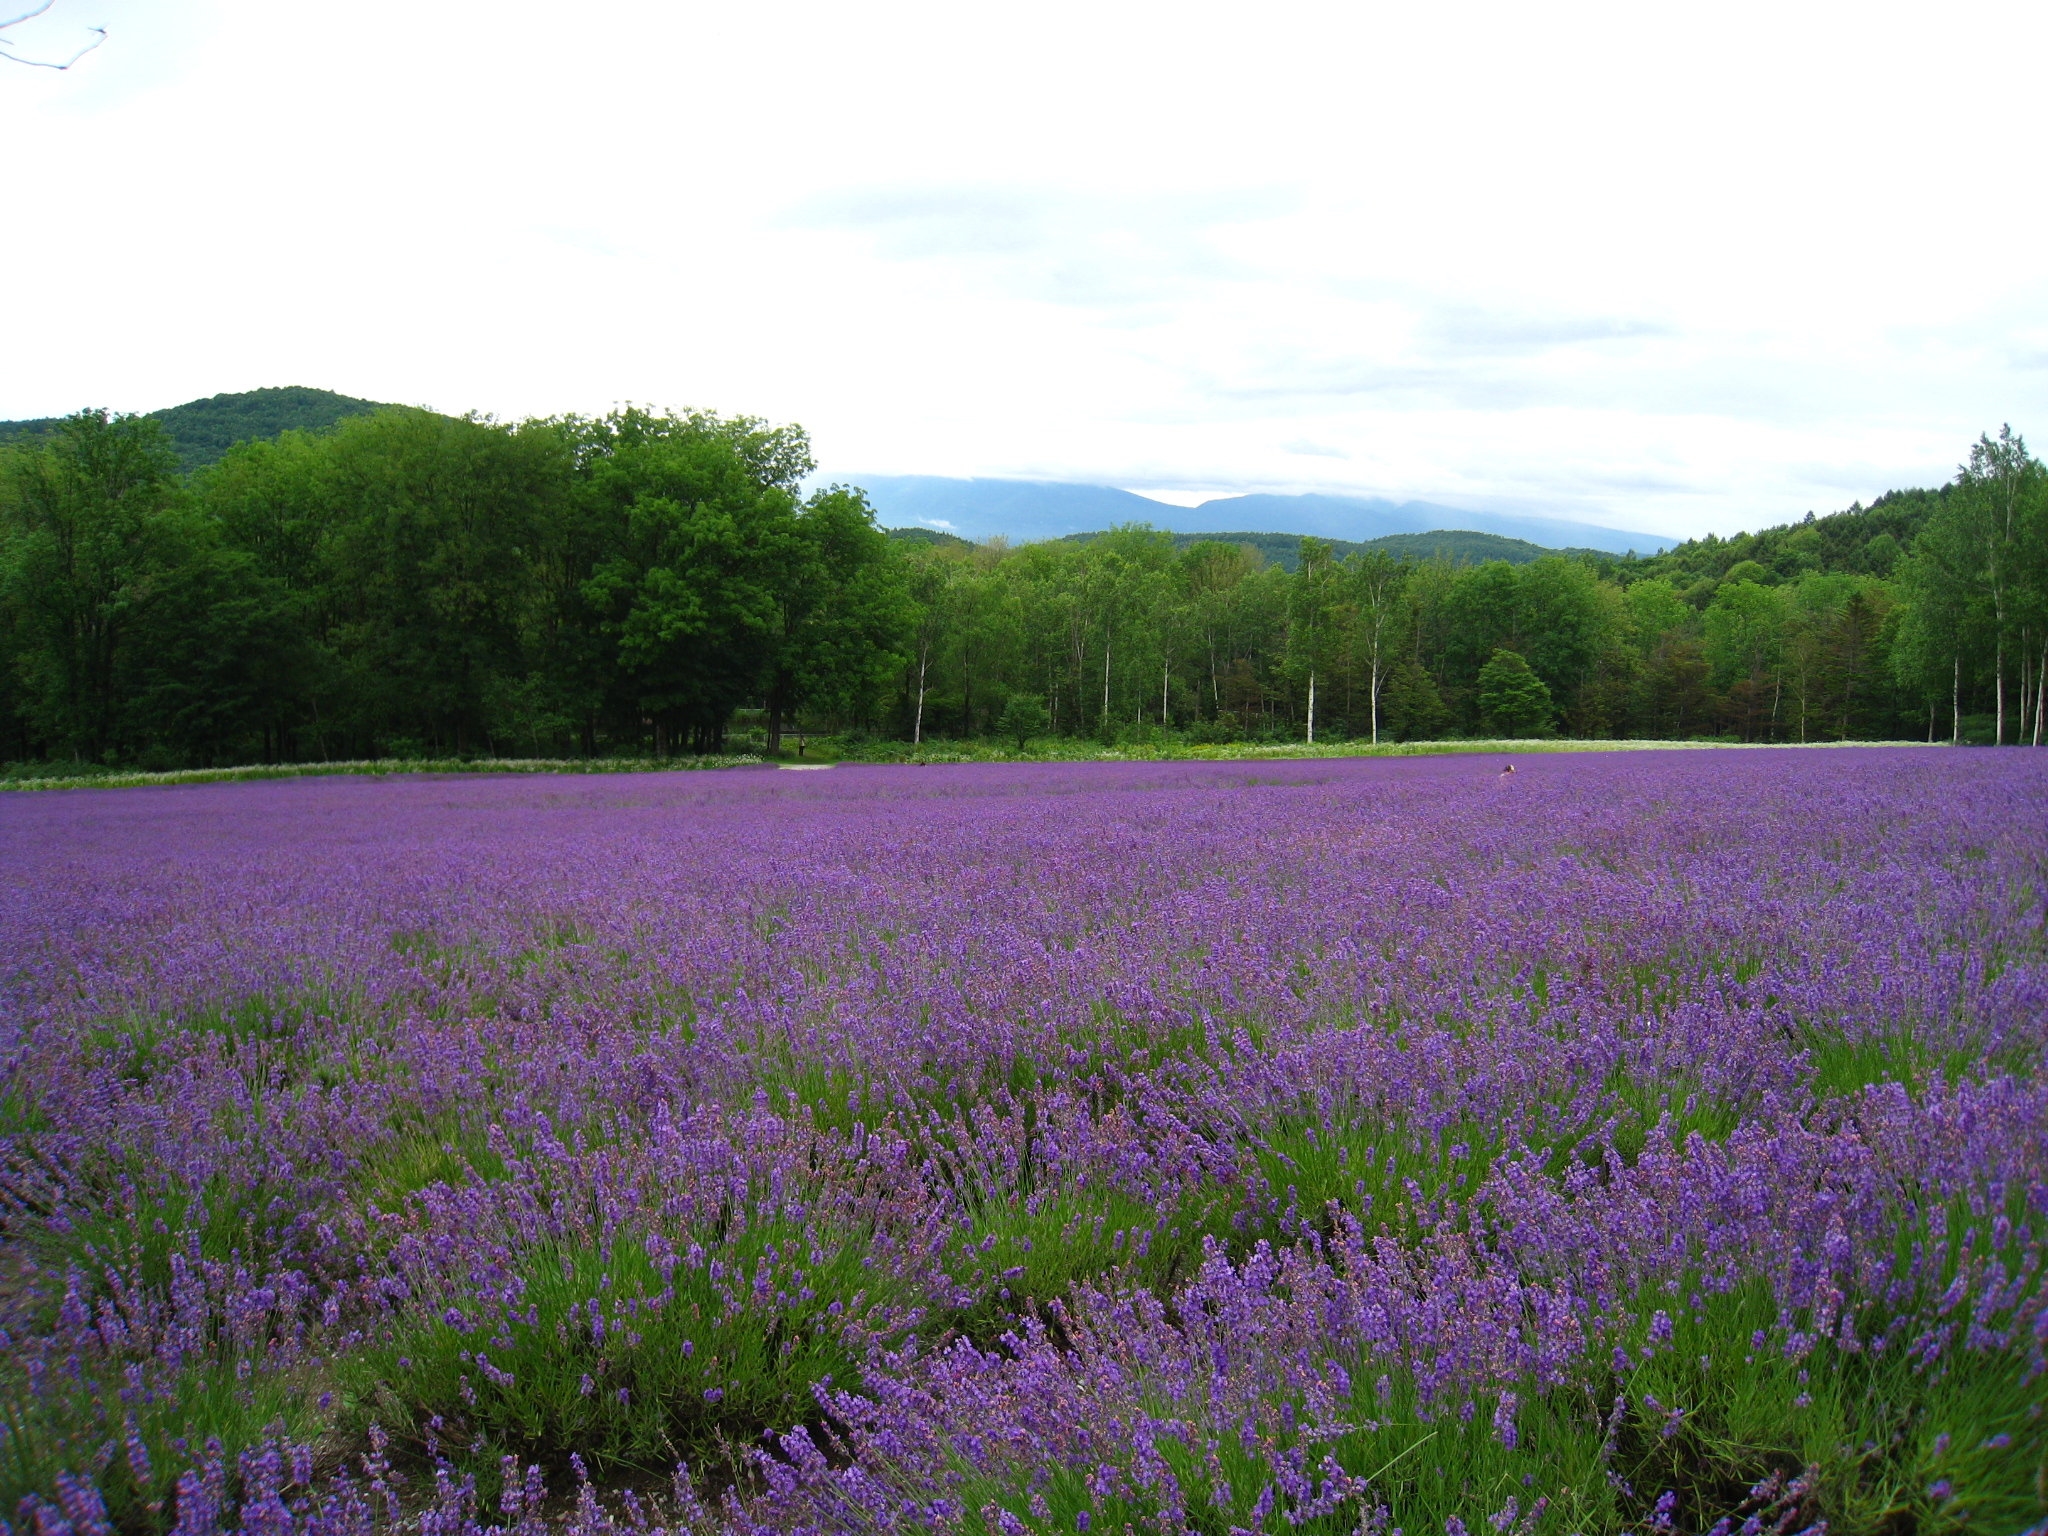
0,403,2040,770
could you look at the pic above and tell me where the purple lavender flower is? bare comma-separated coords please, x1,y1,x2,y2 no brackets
0,751,2042,1534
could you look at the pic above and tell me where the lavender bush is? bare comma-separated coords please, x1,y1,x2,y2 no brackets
1,750,2043,1535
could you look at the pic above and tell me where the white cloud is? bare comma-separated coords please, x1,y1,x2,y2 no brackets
4,0,2045,538
1123,488,1213,508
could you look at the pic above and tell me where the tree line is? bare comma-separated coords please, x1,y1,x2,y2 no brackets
1,407,2041,768
880,426,2047,749
0,407,900,766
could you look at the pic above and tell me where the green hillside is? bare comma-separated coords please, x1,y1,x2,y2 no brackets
1056,526,1600,570
920,503,1931,580
1620,489,1936,585
885,527,975,550
0,386,391,470
891,524,1610,570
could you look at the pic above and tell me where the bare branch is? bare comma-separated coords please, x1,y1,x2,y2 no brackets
0,0,106,69
0,1,61,27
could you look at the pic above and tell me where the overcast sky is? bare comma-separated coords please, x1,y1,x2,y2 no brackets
5,1,2045,539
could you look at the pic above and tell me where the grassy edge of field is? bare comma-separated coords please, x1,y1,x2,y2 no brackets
0,755,765,792
855,735,1940,766
0,738,1943,792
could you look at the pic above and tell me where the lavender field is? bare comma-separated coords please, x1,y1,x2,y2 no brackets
2,751,2045,1536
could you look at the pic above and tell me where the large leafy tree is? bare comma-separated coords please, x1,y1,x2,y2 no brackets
1284,537,1342,743
1475,648,1553,737
1345,550,1407,744
576,409,810,754
1703,579,1791,739
1181,540,1272,726
321,409,562,755
120,544,298,767
1941,428,2045,743
0,410,184,760
761,485,908,751
900,540,960,746
1435,556,1619,735
188,430,346,759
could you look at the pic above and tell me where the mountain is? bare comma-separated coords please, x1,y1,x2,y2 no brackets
1061,528,1611,571
854,475,1175,540
0,386,391,470
851,474,1675,556
1340,530,1606,567
888,523,1621,571
1186,492,1674,556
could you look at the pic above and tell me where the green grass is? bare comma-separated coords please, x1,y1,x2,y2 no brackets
79,989,365,1097
0,738,1940,792
0,1349,330,1535
898,1274,2046,1536
0,1178,333,1533
0,755,762,792
22,1170,296,1310
353,1117,508,1217
1801,1025,2020,1103
1603,1279,2047,1536
832,736,1939,767
338,1200,924,1491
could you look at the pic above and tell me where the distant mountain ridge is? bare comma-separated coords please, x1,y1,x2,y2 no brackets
891,525,1613,572
852,474,1675,557
0,386,390,470
0,397,1678,557
1117,528,1616,571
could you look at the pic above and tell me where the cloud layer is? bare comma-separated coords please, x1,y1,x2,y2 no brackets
4,0,2044,538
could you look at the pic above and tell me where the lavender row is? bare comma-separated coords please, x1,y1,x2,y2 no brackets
1,750,2043,1534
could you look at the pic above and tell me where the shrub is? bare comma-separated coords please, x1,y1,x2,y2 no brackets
1476,649,1554,736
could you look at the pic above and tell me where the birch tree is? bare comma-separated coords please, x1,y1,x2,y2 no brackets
1347,550,1407,745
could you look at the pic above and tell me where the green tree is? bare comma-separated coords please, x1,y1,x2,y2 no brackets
121,544,294,767
1475,648,1553,737
1285,536,1342,742
322,409,562,754
1951,427,2044,743
1437,557,1614,733
1703,579,1789,740
997,692,1049,751
1079,526,1175,737
1346,550,1407,744
0,410,183,760
901,542,958,745
1180,540,1271,727
189,431,344,759
1380,656,1449,741
576,409,808,754
1775,573,1895,742
762,486,908,751
1892,536,1984,744
1514,557,1621,732
1888,431,2048,746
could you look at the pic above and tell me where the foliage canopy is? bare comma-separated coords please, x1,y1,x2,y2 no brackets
0,404,2041,768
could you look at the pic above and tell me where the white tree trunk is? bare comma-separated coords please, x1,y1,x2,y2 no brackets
1306,670,1316,745
2037,634,2047,746
1997,638,2007,745
912,644,929,745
